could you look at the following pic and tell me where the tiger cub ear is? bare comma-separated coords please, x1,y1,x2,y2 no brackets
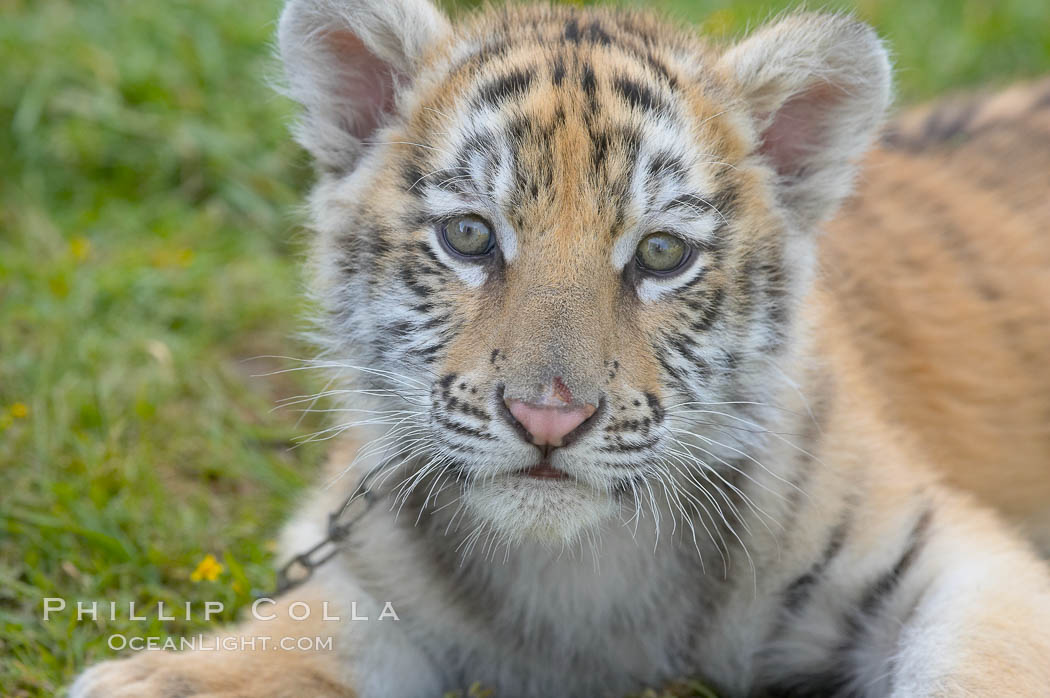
277,0,451,173
717,13,892,227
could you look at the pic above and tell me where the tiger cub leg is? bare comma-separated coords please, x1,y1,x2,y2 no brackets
888,498,1050,696
70,584,355,698
762,490,1050,696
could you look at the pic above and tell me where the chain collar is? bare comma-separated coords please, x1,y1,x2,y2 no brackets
263,470,382,598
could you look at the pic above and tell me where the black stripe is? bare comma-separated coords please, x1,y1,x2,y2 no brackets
432,413,495,441
551,56,565,86
643,392,665,424
917,101,981,147
398,265,431,298
403,163,427,194
580,62,597,112
613,75,668,114
655,350,691,395
857,507,932,616
416,340,446,359
452,400,490,421
884,85,1050,152
687,287,726,333
668,334,712,379
420,314,450,331
585,19,613,46
597,436,661,454
646,151,686,181
707,184,739,224
563,17,580,43
663,193,714,217
413,241,450,272
429,165,473,196
372,233,392,256
782,510,852,614
477,69,533,107
591,129,610,173
643,52,678,89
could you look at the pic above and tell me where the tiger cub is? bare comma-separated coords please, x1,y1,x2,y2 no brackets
72,1,1050,696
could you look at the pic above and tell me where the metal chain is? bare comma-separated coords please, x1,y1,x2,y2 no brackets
262,472,381,598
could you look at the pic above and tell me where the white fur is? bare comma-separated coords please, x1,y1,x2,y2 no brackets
718,14,892,227
277,0,450,171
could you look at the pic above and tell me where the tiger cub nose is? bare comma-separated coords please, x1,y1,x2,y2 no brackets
502,379,599,448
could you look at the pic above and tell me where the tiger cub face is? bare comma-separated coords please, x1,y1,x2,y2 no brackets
278,1,889,545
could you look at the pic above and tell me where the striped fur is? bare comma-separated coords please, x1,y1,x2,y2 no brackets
826,77,1050,552
72,3,1050,697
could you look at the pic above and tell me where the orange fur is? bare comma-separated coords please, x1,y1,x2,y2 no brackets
824,77,1050,549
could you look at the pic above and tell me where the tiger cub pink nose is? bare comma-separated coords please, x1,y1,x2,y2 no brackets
504,398,597,448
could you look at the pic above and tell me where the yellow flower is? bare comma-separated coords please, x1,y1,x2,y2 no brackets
10,403,28,419
70,236,92,262
467,683,494,698
190,554,224,582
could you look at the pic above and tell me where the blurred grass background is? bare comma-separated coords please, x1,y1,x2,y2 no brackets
1,0,1048,695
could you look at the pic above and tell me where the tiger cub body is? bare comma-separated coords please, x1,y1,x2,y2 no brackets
827,79,1050,551
72,2,1050,697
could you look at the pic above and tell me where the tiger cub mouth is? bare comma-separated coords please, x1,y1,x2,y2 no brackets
518,461,567,480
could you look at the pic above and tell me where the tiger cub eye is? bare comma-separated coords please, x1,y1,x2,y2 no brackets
442,215,495,257
635,232,689,273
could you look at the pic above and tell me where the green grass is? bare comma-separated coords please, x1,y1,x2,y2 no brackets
2,0,1048,695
